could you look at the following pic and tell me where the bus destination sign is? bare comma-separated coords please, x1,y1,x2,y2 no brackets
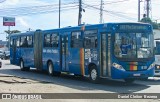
119,25,148,30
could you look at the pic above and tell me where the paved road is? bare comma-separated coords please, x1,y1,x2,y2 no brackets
0,60,160,102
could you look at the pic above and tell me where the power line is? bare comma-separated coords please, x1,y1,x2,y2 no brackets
0,3,79,17
0,6,79,17
83,3,136,21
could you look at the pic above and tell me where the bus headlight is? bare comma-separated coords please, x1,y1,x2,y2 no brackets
112,63,125,71
148,63,155,70
157,65,160,69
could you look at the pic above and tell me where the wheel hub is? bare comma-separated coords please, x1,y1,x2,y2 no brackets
91,69,97,80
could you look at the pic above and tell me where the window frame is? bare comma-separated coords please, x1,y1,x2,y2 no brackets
51,33,59,48
84,29,98,48
71,31,83,48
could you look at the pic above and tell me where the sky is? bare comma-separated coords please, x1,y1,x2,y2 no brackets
0,0,159,41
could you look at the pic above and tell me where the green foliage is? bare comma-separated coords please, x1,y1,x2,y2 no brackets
4,30,21,34
140,17,159,29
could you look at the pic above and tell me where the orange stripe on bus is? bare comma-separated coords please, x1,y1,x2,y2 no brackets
80,48,85,75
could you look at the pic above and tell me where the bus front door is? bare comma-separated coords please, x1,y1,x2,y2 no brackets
12,38,17,64
101,33,111,77
61,34,69,71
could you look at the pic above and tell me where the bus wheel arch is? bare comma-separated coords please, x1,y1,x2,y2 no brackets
88,63,99,83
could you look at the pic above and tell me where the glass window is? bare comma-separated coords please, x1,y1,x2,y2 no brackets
16,37,20,47
84,30,97,48
71,31,83,48
51,33,59,47
27,36,33,47
114,33,154,59
155,41,160,55
10,38,13,47
44,34,51,47
20,36,28,47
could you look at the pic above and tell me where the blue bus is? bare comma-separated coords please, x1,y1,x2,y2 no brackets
10,22,155,83
154,39,160,76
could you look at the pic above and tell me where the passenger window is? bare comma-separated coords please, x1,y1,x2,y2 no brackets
51,33,59,47
16,37,20,47
71,31,83,48
27,36,33,47
84,30,97,48
20,36,28,47
44,34,51,47
10,38,13,47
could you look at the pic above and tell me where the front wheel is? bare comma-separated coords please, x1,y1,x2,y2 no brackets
89,65,99,83
20,60,25,71
20,60,30,71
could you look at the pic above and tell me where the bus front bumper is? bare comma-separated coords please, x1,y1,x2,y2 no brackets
111,67,155,79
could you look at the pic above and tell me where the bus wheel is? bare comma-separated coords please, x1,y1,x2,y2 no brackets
20,60,25,71
124,79,135,84
48,62,53,75
89,65,99,83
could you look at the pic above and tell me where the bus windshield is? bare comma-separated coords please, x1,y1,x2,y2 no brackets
114,33,154,59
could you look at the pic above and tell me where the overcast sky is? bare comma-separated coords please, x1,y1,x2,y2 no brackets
0,0,159,41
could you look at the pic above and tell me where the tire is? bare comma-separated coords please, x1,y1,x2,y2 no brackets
124,79,135,84
48,62,53,75
20,60,30,71
20,60,25,71
89,65,99,83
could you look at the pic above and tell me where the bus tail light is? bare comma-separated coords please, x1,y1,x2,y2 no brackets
112,63,125,71
148,63,155,70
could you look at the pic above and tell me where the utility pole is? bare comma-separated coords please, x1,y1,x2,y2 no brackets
138,0,140,22
78,0,82,25
59,0,61,28
144,0,151,18
100,0,103,23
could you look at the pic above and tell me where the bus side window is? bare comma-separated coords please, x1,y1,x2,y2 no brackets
51,33,59,47
16,37,20,47
10,38,13,48
20,36,28,47
71,31,83,48
44,34,51,47
27,36,33,47
84,30,97,48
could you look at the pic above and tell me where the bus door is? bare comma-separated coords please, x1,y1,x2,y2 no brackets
101,33,111,77
61,34,69,71
12,38,17,64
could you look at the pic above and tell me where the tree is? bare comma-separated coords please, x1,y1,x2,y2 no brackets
5,30,21,34
140,17,159,29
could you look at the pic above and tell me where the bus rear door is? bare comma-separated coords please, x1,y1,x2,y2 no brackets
100,33,112,77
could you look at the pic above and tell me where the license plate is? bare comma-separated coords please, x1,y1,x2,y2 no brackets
133,74,141,76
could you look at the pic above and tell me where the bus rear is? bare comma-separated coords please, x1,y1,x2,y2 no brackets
112,23,155,82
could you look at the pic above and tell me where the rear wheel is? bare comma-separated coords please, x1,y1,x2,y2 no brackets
89,65,99,83
48,62,53,75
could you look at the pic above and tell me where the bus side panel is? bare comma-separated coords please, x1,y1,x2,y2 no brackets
42,48,60,71
69,48,82,75
21,48,34,68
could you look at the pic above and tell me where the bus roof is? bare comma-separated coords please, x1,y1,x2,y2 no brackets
10,22,152,37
